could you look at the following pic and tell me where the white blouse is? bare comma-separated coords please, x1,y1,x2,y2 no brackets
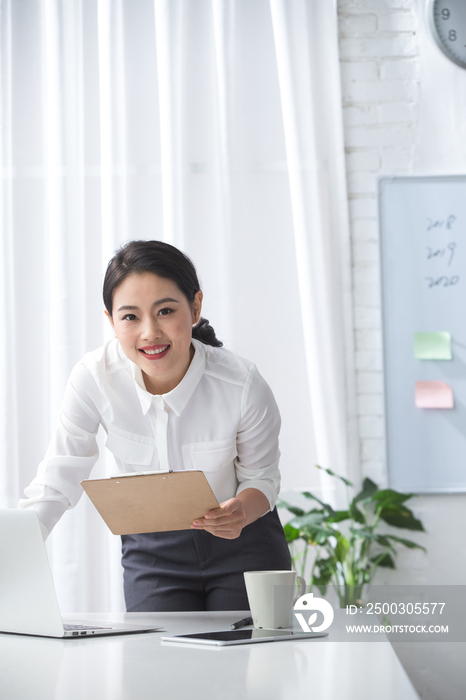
18,338,282,536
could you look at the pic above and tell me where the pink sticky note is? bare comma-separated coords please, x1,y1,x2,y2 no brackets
415,381,454,409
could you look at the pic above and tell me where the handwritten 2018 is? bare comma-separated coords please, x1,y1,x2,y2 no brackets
426,215,456,231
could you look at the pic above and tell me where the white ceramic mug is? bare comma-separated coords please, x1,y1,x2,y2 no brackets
244,570,307,629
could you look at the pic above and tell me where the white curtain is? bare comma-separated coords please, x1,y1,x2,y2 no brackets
0,0,357,612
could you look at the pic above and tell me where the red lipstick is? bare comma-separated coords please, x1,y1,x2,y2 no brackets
138,344,170,361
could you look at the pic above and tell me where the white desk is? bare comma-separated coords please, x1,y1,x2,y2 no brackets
0,610,419,700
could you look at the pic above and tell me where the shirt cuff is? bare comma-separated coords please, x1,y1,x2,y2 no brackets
18,490,69,536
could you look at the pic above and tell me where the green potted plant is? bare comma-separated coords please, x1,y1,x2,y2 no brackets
278,465,426,608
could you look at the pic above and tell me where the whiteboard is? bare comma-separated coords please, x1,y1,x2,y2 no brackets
379,176,466,493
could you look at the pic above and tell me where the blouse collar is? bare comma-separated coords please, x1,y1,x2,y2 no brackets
129,339,207,417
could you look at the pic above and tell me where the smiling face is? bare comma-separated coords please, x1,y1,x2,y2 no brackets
106,272,203,395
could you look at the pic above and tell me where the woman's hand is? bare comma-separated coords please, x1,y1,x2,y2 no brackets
191,497,247,540
191,489,270,540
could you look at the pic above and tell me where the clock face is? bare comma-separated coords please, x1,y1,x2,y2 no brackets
427,0,466,69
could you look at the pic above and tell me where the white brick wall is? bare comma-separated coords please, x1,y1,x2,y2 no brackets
337,0,421,486
335,8,466,695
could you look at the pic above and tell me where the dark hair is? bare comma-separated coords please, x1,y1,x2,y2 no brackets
103,240,223,348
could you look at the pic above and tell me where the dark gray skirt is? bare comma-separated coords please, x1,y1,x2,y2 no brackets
121,508,292,612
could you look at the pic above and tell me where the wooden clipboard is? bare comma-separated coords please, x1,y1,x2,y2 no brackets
81,471,220,535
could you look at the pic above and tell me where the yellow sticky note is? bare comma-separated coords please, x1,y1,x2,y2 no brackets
414,332,452,360
415,381,454,409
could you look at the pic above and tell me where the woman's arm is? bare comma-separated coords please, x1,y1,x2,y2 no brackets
18,360,102,537
192,365,281,539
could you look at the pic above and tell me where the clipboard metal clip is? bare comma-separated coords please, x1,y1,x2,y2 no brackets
110,469,172,478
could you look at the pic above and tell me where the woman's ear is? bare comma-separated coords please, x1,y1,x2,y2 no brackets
104,309,115,332
192,291,203,325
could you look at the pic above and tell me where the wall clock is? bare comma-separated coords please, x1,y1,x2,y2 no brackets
426,0,466,69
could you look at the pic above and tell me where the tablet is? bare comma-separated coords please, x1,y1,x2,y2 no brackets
161,629,328,646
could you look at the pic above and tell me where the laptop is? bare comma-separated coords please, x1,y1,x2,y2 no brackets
0,509,163,638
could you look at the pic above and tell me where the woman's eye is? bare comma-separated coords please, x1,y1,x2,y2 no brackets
122,314,137,321
158,307,174,316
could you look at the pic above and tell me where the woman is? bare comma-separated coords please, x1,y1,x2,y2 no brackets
19,240,291,611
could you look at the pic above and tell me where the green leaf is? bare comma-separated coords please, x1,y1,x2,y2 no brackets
283,522,300,543
315,464,353,487
334,534,349,563
383,534,426,551
379,504,425,531
289,512,327,529
349,525,377,540
327,510,351,524
372,489,413,507
284,505,306,517
301,491,336,516
286,510,336,545
312,571,334,587
348,501,366,524
311,557,335,591
297,524,335,546
276,500,305,517
372,553,395,568
353,478,379,503
374,534,392,547
314,556,336,575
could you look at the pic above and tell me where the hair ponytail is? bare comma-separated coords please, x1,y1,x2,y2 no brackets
192,318,223,348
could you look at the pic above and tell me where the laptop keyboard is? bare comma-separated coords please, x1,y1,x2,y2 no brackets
63,624,112,630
